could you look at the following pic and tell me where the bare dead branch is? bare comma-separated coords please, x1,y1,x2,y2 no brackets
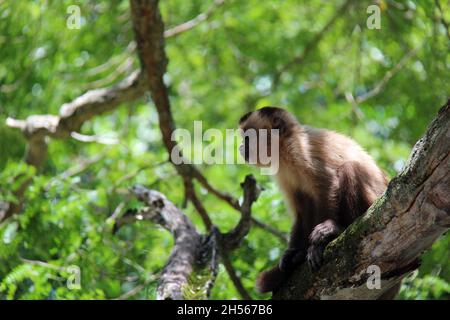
7,70,144,140
6,70,145,166
274,100,450,299
130,185,202,300
185,178,254,299
130,0,179,156
117,185,221,299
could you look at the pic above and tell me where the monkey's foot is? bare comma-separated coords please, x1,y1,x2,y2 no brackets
306,244,324,271
279,248,305,272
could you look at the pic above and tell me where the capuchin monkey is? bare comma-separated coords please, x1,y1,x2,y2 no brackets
239,107,398,298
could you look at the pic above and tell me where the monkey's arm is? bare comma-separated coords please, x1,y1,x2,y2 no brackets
306,162,371,270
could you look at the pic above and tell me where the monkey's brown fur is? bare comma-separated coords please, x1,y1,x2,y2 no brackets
239,107,393,297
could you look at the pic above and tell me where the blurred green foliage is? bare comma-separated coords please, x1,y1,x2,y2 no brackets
0,0,449,299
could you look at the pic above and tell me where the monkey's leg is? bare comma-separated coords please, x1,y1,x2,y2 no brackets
279,220,307,272
306,219,342,271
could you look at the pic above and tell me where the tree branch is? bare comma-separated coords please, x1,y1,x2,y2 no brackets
129,0,282,299
274,100,450,299
2,70,146,221
190,161,287,242
118,176,256,300
129,185,204,300
6,70,145,167
222,175,261,250
163,0,226,38
184,176,254,299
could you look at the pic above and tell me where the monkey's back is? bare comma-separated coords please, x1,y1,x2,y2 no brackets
302,125,388,197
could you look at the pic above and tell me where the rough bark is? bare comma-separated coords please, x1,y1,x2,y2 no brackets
130,0,176,155
128,185,205,300
273,101,450,300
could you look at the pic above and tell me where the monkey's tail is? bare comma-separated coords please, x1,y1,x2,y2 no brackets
256,266,288,293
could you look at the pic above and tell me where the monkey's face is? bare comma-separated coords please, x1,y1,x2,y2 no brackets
238,107,294,167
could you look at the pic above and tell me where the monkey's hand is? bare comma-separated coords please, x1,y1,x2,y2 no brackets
279,248,306,272
307,219,341,271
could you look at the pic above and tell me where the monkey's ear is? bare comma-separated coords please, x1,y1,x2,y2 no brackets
272,116,286,135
